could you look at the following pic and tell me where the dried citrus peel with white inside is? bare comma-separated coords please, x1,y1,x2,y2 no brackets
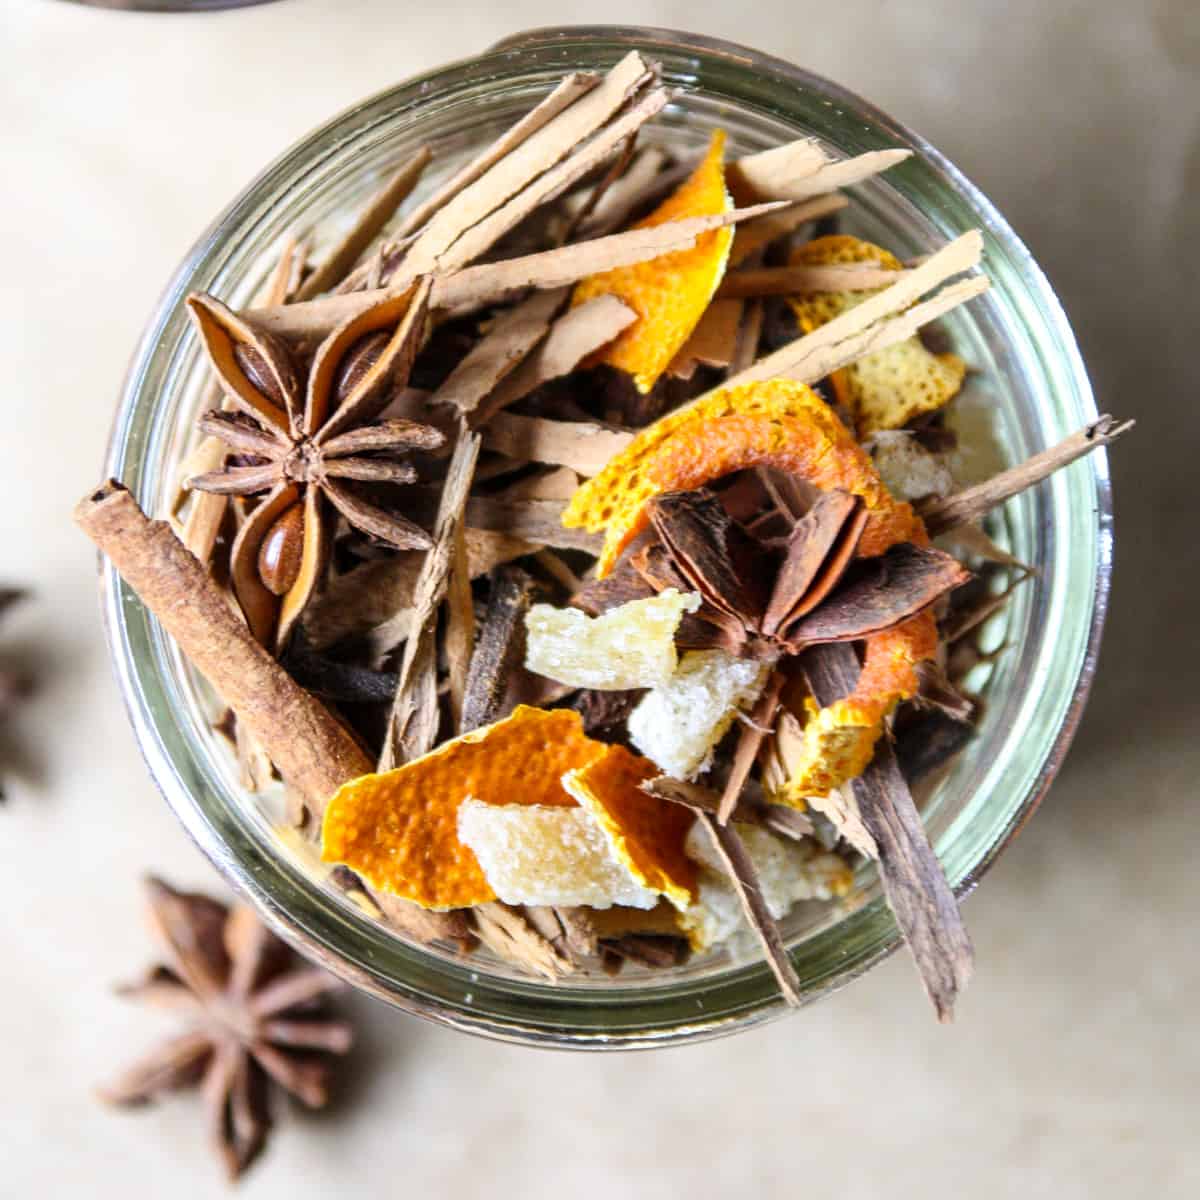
524,588,700,691
572,129,734,394
321,705,700,911
563,745,697,911
320,705,602,909
562,378,922,576
788,235,966,437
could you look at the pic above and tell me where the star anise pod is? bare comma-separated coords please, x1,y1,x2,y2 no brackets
100,876,353,1181
185,280,445,648
578,485,971,659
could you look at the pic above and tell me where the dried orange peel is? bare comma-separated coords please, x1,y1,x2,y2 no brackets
321,705,699,910
562,376,937,796
572,129,734,394
563,377,923,575
321,706,601,909
564,745,697,911
788,235,966,437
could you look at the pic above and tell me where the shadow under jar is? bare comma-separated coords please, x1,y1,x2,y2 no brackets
100,26,1108,1048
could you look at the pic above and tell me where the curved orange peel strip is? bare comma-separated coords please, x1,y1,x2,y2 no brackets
787,235,966,437
572,129,734,394
562,376,938,796
564,745,698,911
321,706,601,909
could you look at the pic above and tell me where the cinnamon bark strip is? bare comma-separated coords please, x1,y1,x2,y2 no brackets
692,812,803,1007
717,262,910,298
431,86,669,274
432,288,567,415
471,902,573,980
471,294,637,425
460,565,538,733
380,428,481,770
800,641,974,1021
247,202,785,340
668,297,743,378
294,147,432,301
731,142,912,204
480,412,634,477
917,415,1135,536
301,528,534,651
643,775,813,841
444,523,475,733
73,482,465,945
716,671,785,824
400,52,653,275
728,193,848,267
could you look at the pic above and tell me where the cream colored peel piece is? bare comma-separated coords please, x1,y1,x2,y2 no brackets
457,799,659,910
680,822,853,950
628,649,768,780
524,589,700,691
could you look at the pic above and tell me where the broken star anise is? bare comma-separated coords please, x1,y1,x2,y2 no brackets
578,484,970,660
100,876,353,1181
185,279,445,649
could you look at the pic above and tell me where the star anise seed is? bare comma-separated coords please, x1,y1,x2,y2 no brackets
99,876,353,1182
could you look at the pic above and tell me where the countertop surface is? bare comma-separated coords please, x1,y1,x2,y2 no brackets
2,1,1196,1195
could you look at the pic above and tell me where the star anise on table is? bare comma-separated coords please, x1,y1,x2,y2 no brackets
185,280,445,649
577,481,971,660
100,876,353,1181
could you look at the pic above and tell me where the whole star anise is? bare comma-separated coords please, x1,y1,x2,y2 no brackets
578,483,970,659
185,280,445,648
100,876,353,1181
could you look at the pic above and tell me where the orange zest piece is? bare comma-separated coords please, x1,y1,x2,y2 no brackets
564,745,698,911
572,129,734,394
320,706,602,909
788,235,966,437
562,378,922,575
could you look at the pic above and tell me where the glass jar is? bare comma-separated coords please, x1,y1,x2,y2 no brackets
100,26,1108,1048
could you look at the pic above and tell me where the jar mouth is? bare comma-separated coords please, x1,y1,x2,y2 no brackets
101,26,1108,1048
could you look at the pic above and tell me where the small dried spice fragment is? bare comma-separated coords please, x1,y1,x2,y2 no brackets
99,877,352,1182
572,129,736,393
628,649,769,780
524,588,700,691
788,236,967,437
563,745,697,911
321,706,601,909
458,800,660,910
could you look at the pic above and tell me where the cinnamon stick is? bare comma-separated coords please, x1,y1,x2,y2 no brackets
918,416,1135,535
74,481,464,945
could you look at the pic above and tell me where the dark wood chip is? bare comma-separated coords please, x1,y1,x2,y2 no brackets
599,934,689,968
568,687,645,735
460,565,538,733
280,639,399,703
800,642,973,1021
893,708,976,786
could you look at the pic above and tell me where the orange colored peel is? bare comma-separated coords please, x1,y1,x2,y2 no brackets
320,706,602,909
562,376,938,796
564,745,697,911
562,378,922,575
572,129,734,394
787,235,966,437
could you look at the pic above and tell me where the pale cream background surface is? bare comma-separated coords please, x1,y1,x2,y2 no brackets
1,1,1197,1195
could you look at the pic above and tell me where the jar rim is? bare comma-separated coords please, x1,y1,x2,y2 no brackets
100,26,1108,1048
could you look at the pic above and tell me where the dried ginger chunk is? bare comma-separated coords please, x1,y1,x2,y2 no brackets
321,706,603,909
680,822,854,951
788,235,966,437
572,129,734,394
561,378,922,575
869,430,954,501
524,588,700,690
628,649,768,781
563,745,697,911
457,800,660,910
